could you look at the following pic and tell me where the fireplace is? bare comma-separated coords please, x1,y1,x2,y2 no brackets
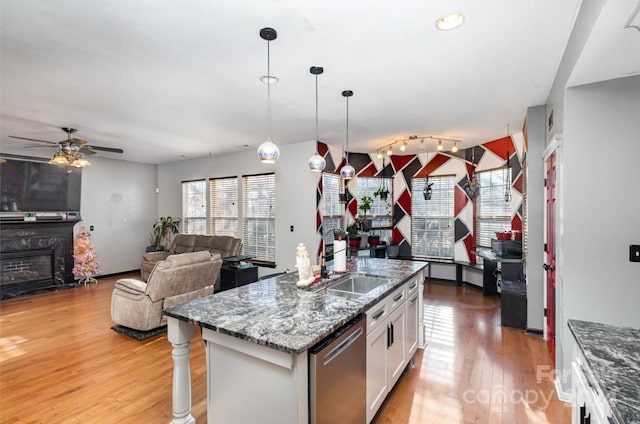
0,221,77,299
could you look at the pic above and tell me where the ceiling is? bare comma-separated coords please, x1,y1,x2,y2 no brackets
1,0,637,164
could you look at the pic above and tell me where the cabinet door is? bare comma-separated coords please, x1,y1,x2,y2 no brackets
387,304,406,388
406,290,419,358
366,322,388,423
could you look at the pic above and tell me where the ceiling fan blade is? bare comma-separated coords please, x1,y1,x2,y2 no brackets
8,135,59,145
86,145,124,154
78,147,97,155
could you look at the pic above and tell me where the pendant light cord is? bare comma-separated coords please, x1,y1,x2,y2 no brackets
266,40,272,141
345,95,349,164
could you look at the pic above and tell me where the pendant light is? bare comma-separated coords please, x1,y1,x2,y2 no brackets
340,90,355,179
257,27,280,164
308,66,326,172
437,139,444,152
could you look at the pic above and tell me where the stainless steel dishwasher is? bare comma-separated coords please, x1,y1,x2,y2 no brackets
309,314,366,424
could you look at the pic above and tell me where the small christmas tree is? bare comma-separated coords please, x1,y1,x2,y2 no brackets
73,227,100,285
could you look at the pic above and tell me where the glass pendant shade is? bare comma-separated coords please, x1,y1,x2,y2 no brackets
308,152,326,172
50,152,69,164
257,139,280,164
72,155,90,168
340,164,355,179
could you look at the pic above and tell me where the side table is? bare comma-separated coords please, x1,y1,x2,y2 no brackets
220,265,258,292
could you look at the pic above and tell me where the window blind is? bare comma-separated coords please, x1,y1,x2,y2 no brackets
242,173,276,263
209,176,238,237
321,172,343,245
181,180,207,234
475,168,511,248
411,176,454,259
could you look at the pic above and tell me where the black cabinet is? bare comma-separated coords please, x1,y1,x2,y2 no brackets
220,265,258,292
501,280,527,329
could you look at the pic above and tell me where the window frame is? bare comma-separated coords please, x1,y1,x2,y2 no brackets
181,179,207,234
242,172,276,266
475,166,512,249
411,175,455,259
209,176,239,238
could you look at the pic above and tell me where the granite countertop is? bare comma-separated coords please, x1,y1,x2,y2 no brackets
568,319,640,424
164,258,427,355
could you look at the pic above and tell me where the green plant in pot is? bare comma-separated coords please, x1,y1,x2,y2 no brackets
152,216,181,251
386,235,400,258
346,222,361,249
357,195,373,232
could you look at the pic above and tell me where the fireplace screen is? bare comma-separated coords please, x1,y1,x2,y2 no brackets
1,249,55,294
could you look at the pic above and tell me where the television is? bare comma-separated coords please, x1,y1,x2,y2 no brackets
0,158,82,219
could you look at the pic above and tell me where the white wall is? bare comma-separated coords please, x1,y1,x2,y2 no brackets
157,141,319,276
79,156,158,275
525,105,546,331
556,75,640,391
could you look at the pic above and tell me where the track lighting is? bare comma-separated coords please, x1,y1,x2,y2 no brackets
437,139,444,151
451,142,458,153
386,145,393,156
400,141,407,152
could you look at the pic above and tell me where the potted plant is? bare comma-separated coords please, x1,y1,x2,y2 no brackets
368,230,380,248
373,186,389,202
152,216,181,251
346,221,361,249
357,195,373,232
386,236,400,258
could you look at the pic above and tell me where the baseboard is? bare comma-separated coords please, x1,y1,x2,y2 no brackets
96,270,140,279
555,376,572,403
525,328,544,336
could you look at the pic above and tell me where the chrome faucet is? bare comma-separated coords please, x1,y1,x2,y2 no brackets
319,228,349,278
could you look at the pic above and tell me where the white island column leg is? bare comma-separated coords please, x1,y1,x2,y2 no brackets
168,317,196,424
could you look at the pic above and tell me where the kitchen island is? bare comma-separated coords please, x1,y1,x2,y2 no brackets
164,257,427,424
568,319,640,424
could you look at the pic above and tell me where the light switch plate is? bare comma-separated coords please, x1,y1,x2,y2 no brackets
630,245,640,262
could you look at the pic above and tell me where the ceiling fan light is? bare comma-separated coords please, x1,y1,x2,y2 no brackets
308,153,326,172
257,139,280,164
50,152,69,164
72,156,90,167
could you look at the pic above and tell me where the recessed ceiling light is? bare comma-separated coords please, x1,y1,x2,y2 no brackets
260,75,279,84
436,13,464,31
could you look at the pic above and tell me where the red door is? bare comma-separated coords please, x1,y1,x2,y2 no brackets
544,153,556,364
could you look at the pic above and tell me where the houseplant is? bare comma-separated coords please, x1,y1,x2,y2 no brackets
151,216,181,251
386,236,400,258
357,195,373,232
346,221,361,249
373,186,389,202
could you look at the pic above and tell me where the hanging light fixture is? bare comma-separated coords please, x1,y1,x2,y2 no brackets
464,143,480,199
451,142,459,153
50,150,70,164
437,139,444,151
400,141,407,152
505,150,512,203
307,66,326,172
257,27,280,164
376,149,383,159
340,90,355,179
386,144,393,156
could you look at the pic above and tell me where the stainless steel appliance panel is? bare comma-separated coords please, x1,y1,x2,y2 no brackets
309,314,366,424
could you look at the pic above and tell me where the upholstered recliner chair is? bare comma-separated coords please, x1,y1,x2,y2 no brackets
140,234,241,281
112,251,222,331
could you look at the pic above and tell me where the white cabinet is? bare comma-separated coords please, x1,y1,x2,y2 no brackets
571,350,611,424
366,278,421,424
406,282,419,358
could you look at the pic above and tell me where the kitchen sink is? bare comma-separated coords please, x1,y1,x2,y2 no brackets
317,275,391,299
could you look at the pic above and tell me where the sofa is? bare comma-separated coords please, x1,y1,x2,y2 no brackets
140,233,242,282
111,251,222,331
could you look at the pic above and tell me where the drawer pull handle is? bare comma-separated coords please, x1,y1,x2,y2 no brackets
409,282,417,290
410,296,418,303
393,293,403,302
372,309,385,320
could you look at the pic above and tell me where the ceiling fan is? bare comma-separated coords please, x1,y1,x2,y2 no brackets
9,127,123,168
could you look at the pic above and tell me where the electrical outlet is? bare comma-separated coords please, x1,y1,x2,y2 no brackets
89,225,94,231
290,225,294,232
630,245,640,262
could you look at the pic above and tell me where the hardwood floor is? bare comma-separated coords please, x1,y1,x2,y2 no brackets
0,275,570,423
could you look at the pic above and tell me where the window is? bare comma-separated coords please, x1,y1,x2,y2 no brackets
356,177,393,241
210,176,239,237
181,180,207,234
475,168,512,248
242,173,276,264
321,172,343,245
411,176,454,259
